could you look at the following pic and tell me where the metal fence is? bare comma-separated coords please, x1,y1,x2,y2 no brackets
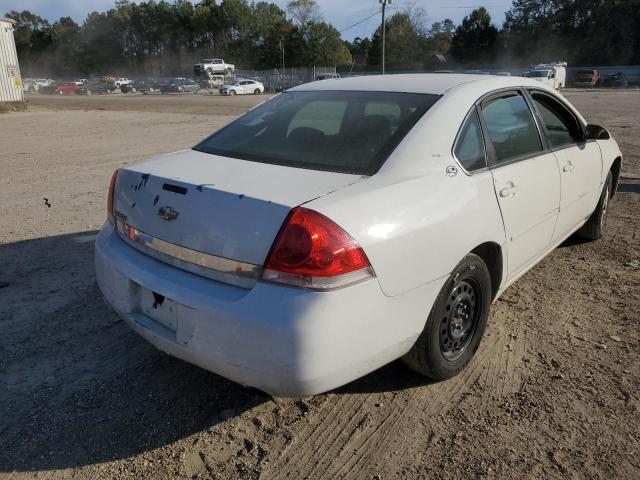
340,65,640,87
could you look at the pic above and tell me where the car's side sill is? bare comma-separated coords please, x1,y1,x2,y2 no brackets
493,218,588,303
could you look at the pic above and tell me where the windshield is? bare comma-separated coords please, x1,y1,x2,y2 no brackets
194,90,439,175
528,70,549,78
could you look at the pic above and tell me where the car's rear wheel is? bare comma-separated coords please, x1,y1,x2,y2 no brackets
403,253,491,380
254,89,260,95
577,171,613,240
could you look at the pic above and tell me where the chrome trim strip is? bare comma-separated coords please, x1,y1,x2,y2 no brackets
115,219,262,288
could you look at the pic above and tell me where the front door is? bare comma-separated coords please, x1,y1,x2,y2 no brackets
480,91,561,279
527,90,603,240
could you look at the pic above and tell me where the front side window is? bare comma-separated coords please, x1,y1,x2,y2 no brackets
195,91,439,174
454,111,486,171
481,93,543,164
530,92,581,149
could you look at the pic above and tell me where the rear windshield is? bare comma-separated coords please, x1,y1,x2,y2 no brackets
194,90,440,175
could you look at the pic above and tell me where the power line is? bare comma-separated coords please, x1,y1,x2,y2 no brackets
339,9,382,33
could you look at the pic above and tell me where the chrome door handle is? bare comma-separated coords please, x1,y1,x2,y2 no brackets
499,186,517,198
563,162,574,173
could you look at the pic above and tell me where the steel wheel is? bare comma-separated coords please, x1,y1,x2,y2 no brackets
402,253,492,380
439,277,482,361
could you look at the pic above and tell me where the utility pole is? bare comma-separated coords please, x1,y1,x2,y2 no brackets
380,0,392,74
280,39,285,90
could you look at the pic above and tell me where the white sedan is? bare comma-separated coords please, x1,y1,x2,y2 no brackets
96,74,622,396
219,79,264,96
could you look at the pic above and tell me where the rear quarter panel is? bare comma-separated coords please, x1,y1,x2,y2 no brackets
308,169,506,297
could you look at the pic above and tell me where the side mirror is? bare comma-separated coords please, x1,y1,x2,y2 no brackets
584,124,610,141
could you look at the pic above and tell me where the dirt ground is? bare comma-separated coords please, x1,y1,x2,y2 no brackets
1,90,639,480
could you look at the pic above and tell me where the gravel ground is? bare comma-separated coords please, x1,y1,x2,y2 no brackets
1,90,639,480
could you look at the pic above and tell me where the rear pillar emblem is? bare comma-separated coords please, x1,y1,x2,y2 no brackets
446,165,459,177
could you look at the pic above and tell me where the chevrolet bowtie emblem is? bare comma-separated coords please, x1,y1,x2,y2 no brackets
158,206,179,221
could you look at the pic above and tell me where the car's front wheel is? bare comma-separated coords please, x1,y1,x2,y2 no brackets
403,253,491,380
229,89,236,96
577,171,613,240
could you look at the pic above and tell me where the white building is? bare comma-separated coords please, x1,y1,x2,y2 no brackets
0,17,24,107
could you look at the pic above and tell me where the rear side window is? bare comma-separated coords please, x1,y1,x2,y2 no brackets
454,111,486,171
195,91,440,175
481,93,543,164
530,92,581,149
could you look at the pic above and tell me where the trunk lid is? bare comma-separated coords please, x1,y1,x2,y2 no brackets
113,149,364,268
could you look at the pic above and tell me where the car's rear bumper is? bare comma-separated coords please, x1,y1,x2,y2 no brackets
95,223,444,396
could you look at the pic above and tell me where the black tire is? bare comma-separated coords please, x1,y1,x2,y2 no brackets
403,253,492,380
229,89,236,96
225,68,232,75
576,171,613,240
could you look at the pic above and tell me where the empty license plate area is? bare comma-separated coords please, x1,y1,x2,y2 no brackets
138,287,179,332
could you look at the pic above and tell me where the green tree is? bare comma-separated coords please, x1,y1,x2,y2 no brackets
450,7,499,66
368,11,430,71
286,0,321,29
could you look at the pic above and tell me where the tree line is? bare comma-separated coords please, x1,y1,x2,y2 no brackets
6,0,640,77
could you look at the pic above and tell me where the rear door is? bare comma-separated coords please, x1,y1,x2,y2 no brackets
480,90,561,279
527,90,603,241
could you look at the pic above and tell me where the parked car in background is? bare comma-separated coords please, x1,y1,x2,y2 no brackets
193,58,235,76
75,79,116,95
121,79,161,94
96,74,622,396
219,79,264,95
316,73,341,81
38,82,59,95
73,78,88,85
22,79,37,94
37,78,54,87
55,82,80,95
601,73,628,88
115,77,133,88
573,69,600,88
160,78,200,93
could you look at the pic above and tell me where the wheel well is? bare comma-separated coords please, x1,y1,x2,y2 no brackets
471,242,503,300
610,156,622,197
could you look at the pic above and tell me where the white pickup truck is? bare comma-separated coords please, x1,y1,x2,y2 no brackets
193,59,235,76
526,62,567,90
114,77,133,88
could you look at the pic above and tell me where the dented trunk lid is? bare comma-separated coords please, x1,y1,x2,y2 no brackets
113,149,364,269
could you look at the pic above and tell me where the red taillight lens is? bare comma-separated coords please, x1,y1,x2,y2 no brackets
107,169,119,223
262,207,374,289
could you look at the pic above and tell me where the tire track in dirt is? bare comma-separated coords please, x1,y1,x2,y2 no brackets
265,319,526,480
334,330,512,479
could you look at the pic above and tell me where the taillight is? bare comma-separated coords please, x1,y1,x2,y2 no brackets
262,207,374,290
107,169,119,224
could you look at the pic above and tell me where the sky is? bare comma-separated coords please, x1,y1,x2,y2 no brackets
0,0,511,40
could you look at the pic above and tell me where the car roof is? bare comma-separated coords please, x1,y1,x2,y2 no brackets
289,73,546,95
